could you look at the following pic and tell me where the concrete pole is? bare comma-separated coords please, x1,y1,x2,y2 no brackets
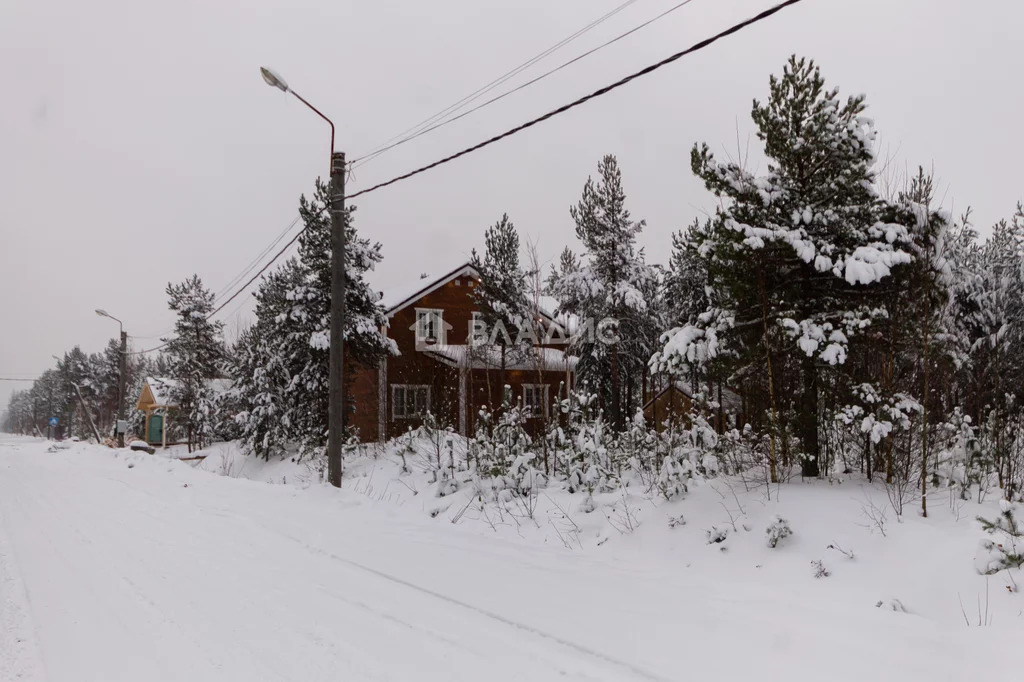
327,151,346,487
117,330,128,447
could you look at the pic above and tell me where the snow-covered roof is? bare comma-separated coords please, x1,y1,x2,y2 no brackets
422,344,577,372
137,377,234,410
377,262,567,328
145,377,179,407
378,263,478,314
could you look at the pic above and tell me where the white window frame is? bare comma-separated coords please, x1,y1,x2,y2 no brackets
522,384,549,419
470,311,487,347
415,308,444,342
392,384,431,420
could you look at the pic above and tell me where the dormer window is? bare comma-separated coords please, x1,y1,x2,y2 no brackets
415,308,444,342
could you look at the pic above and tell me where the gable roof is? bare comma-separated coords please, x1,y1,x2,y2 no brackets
378,261,567,328
136,376,234,411
379,262,478,316
641,381,742,413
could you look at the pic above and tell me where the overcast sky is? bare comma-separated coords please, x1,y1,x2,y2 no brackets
2,0,1022,409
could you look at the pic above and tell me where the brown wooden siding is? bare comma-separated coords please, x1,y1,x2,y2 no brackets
348,272,574,442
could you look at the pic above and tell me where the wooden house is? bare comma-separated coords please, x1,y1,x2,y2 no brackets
135,377,232,447
642,380,743,432
349,263,577,442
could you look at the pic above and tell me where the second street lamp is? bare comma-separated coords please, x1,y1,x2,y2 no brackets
96,309,128,447
260,66,346,488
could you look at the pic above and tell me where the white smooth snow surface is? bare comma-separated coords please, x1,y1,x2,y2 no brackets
1,433,1021,682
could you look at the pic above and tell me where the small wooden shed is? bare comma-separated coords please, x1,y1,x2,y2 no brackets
642,380,743,432
136,377,179,447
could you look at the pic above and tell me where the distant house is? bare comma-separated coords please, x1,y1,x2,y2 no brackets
135,377,232,447
642,380,743,432
349,263,576,442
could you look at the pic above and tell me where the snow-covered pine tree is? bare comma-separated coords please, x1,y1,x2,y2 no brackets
54,347,93,439
163,274,226,452
549,154,659,431
653,56,919,478
269,180,396,456
665,221,709,329
87,337,130,436
952,203,1024,495
227,259,304,459
470,213,531,403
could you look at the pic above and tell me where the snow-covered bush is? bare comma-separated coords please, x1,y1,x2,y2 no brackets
650,413,723,500
934,408,976,498
556,389,619,495
706,526,729,544
472,391,531,480
975,501,1024,574
765,516,793,548
811,560,830,578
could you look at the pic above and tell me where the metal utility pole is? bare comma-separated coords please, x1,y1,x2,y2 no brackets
260,66,346,487
96,309,128,447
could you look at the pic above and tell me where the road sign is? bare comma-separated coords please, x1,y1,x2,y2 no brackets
49,417,59,427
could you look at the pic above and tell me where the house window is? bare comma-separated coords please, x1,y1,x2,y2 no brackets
392,385,430,419
470,311,487,346
522,384,549,419
415,309,444,342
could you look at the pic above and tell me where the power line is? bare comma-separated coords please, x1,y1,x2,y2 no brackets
212,215,301,303
352,0,698,170
202,227,305,324
0,377,38,382
348,0,805,200
351,0,641,165
131,0,804,354
128,216,303,354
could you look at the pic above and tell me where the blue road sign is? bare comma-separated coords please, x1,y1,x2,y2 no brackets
49,417,58,427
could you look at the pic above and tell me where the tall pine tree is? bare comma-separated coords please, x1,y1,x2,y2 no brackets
470,213,531,399
164,274,226,452
550,154,659,430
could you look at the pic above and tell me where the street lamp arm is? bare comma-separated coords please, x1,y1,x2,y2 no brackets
95,309,124,333
288,89,335,170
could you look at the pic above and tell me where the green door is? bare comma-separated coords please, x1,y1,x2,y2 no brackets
147,414,164,444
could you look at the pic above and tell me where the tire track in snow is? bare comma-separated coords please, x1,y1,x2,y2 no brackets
243,519,671,682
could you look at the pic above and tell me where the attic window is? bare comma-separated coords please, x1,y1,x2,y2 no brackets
455,279,461,286
415,308,444,341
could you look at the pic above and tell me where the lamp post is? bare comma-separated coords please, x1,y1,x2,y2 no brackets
260,66,346,488
96,309,128,447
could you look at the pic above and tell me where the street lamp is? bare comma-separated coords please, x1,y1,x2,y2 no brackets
95,309,122,333
260,66,347,488
96,309,128,447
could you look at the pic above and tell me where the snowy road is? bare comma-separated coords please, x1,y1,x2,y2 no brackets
0,435,1016,682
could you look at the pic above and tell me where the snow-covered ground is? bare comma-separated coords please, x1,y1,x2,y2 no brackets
1,432,1022,682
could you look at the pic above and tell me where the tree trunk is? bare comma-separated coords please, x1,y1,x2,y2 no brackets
757,270,779,484
798,354,820,478
610,344,622,431
920,294,930,518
